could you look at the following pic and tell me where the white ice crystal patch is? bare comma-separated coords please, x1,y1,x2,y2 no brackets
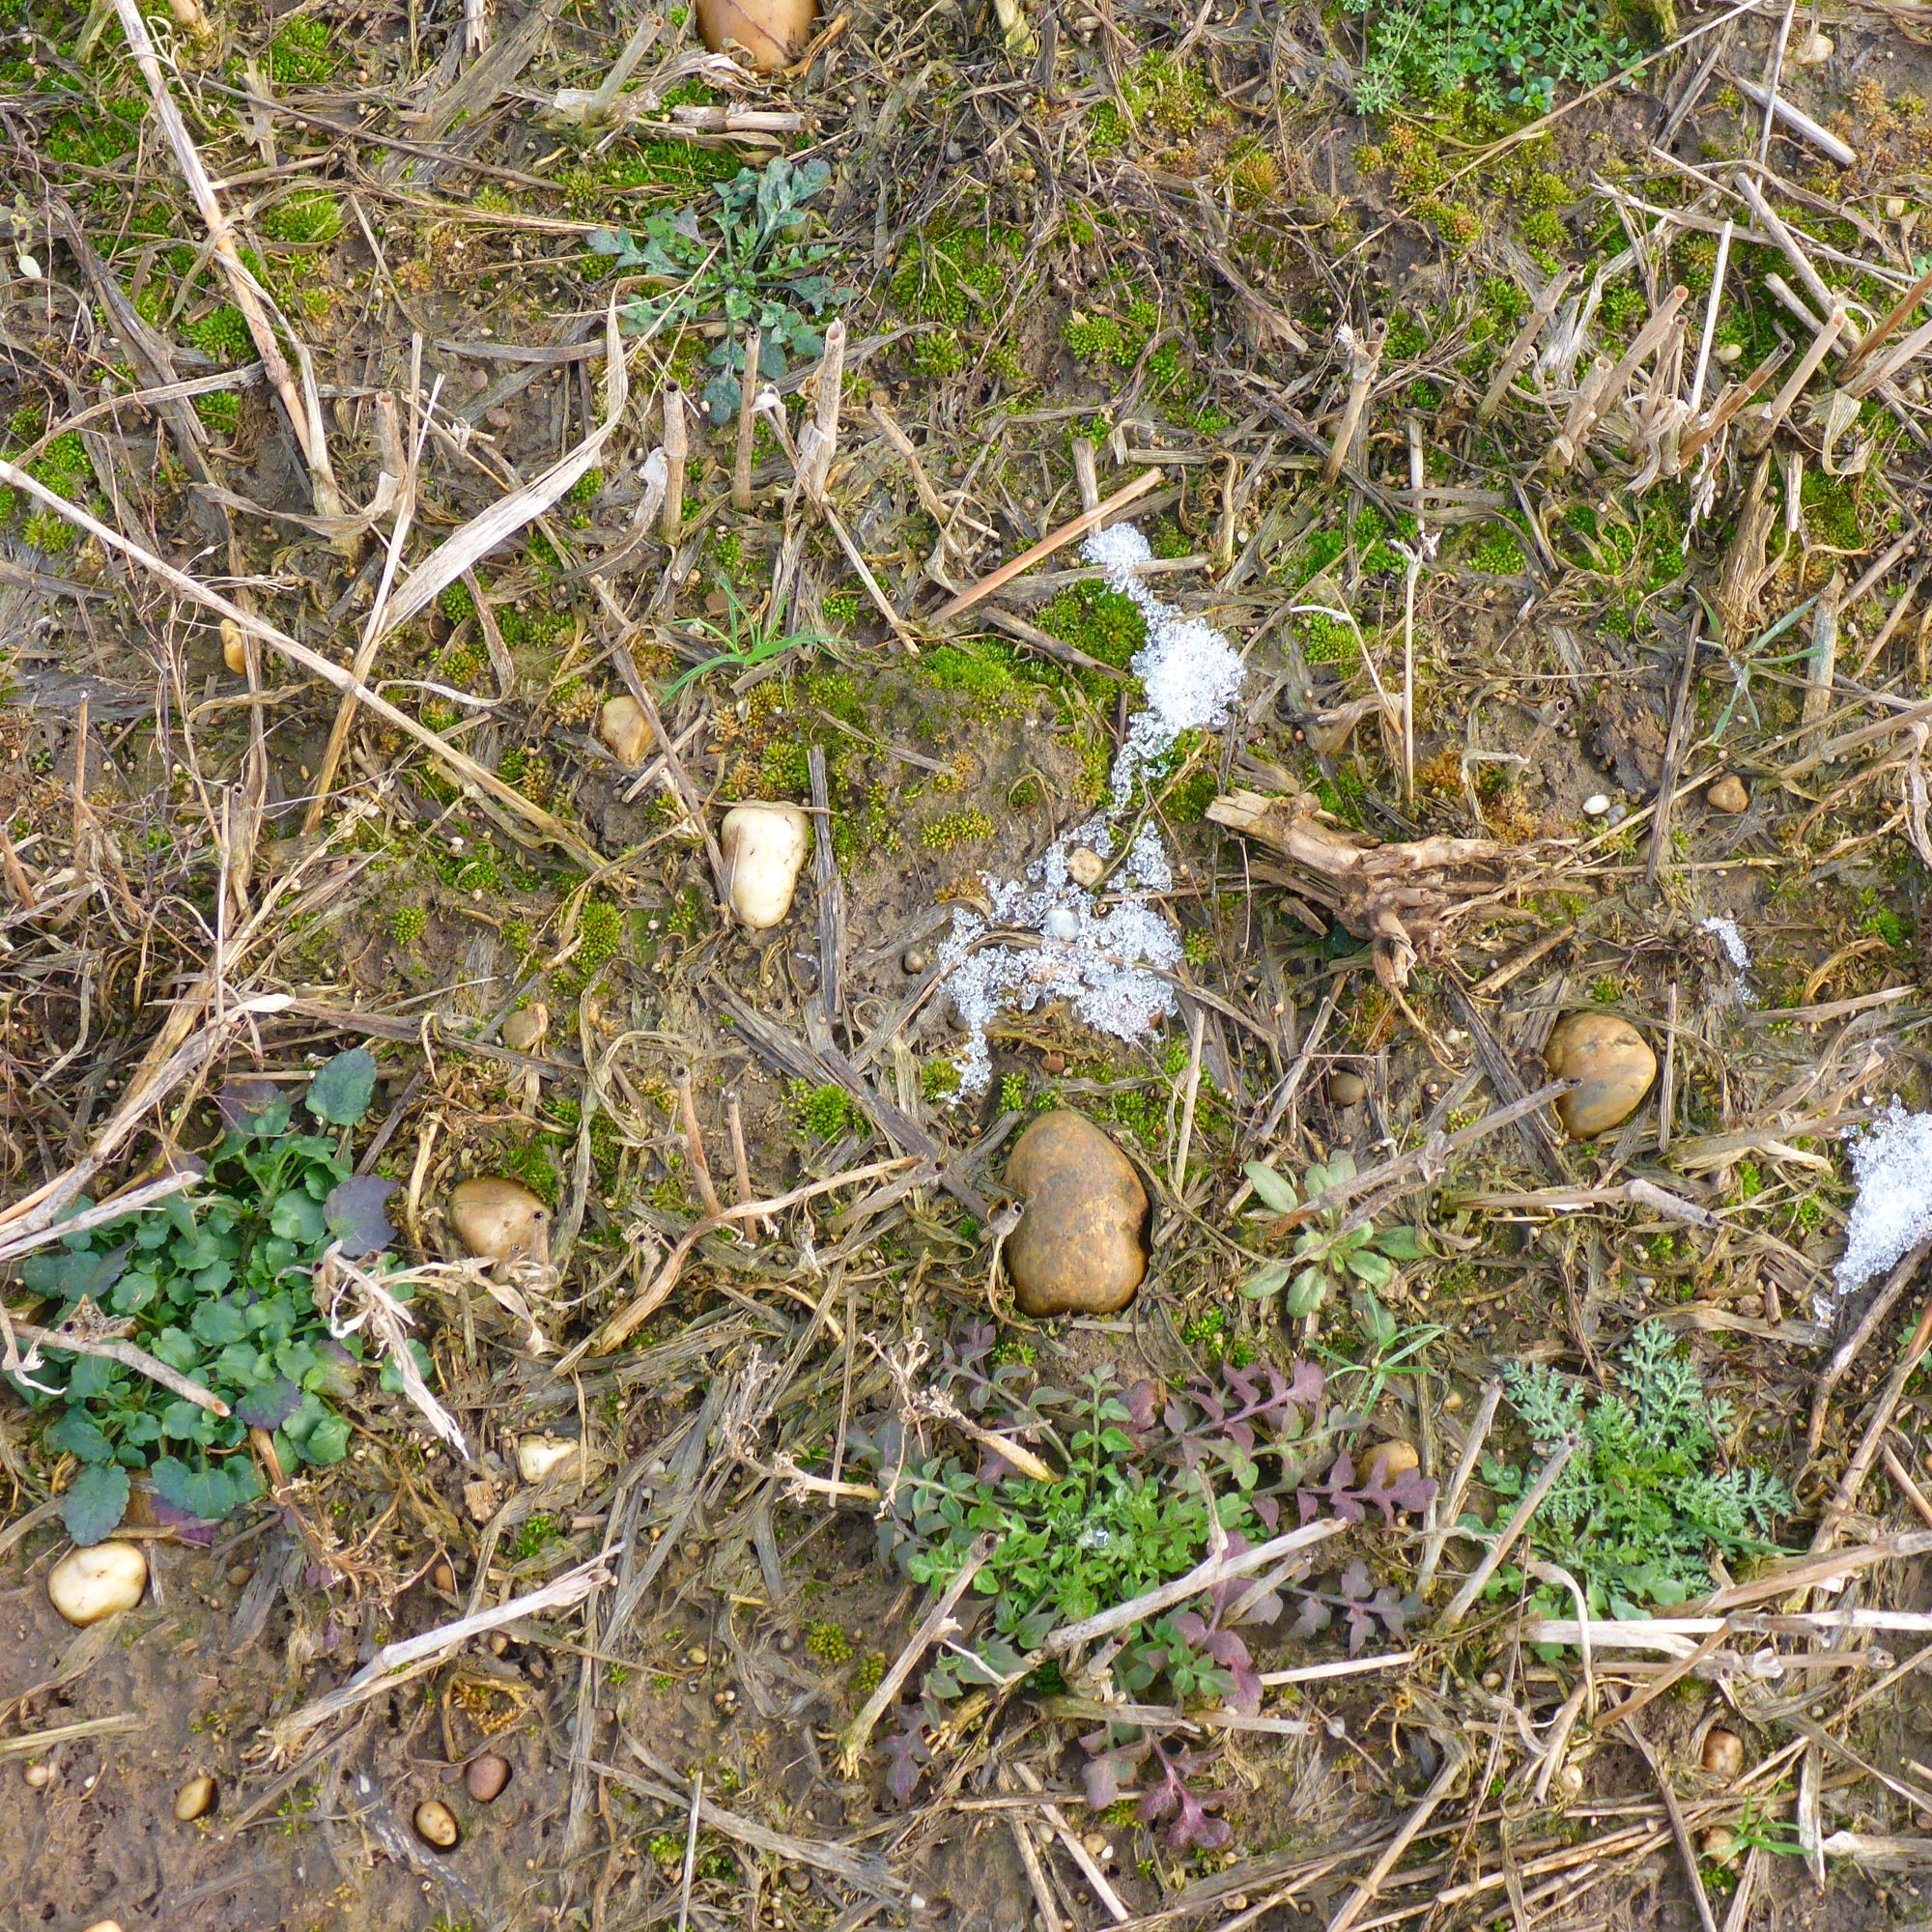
1700,916,1749,969
1833,1104,1932,1299
933,524,1244,1094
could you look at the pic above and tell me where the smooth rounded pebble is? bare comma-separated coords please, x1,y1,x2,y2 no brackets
449,1177,550,1264
1545,1011,1656,1139
1581,793,1610,817
413,1799,462,1850
599,695,650,767
696,0,819,68
1003,1110,1149,1318
1066,846,1106,889
174,1774,217,1822
48,1541,148,1626
1701,1728,1745,1778
1707,775,1748,813
723,802,811,929
1328,1069,1367,1107
1363,1439,1419,1487
465,1752,511,1804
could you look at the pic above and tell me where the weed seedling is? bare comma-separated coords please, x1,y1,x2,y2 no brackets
1486,1321,1791,1617
588,156,846,421
6,1051,407,1541
1240,1152,1426,1319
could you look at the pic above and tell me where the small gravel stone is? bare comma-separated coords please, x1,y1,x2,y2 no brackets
1581,793,1610,817
413,1799,462,1850
174,1774,217,1822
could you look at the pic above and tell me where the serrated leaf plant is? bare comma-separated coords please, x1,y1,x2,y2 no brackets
1238,1151,1427,1320
587,156,847,423
6,1048,412,1545
1484,1321,1792,1619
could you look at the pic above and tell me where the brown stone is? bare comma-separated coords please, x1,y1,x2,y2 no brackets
1545,1012,1656,1139
1707,775,1748,813
448,1177,550,1263
465,1752,511,1804
1003,1111,1149,1317
1328,1069,1367,1107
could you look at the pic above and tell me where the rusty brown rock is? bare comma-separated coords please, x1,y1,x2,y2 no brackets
1003,1111,1148,1317
1545,1012,1656,1139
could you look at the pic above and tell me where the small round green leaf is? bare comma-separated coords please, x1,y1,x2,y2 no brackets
305,1048,378,1126
61,1463,131,1545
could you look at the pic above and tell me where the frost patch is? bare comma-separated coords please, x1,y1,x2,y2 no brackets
1833,1104,1932,1299
933,525,1244,1094
1085,523,1248,812
1700,916,1749,970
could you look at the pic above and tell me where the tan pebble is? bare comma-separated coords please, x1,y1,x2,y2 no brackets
1545,1012,1656,1139
502,1003,548,1054
448,1177,550,1264
1701,1728,1745,1778
1040,1051,1065,1076
220,617,247,674
1003,1110,1150,1318
1794,28,1832,61
1066,846,1106,889
722,802,811,928
599,695,650,767
226,1563,252,1588
1714,341,1744,365
23,1762,51,1789
686,1646,709,1666
1707,774,1748,813
488,1632,509,1656
1887,194,1910,219
694,0,819,71
1480,1669,1502,1690
1363,1439,1419,1487
1700,1824,1738,1861
432,1560,456,1594
413,1798,462,1850
1328,1069,1367,1107
80,1922,126,1932
516,1435,581,1484
48,1542,148,1626
174,1773,217,1822
465,1752,511,1804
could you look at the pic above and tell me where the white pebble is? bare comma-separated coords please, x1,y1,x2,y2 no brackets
1581,793,1611,817
1042,906,1079,941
